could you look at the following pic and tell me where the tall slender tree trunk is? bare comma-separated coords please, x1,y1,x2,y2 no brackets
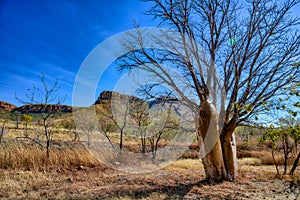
0,123,5,143
140,136,146,153
46,139,50,158
43,118,51,158
290,151,300,176
198,101,226,182
120,129,123,154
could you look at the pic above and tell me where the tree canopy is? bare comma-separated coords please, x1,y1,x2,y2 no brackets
118,0,300,181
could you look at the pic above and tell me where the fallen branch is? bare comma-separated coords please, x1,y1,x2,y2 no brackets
16,136,45,148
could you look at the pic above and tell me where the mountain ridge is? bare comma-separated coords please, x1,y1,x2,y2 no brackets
0,101,17,111
1,90,178,114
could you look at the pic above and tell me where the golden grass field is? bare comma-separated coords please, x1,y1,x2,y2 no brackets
0,118,299,199
0,141,299,200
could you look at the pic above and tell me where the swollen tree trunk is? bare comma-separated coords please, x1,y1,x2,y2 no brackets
221,122,238,181
198,101,226,182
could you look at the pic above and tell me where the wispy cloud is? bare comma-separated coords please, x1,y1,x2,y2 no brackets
0,0,151,105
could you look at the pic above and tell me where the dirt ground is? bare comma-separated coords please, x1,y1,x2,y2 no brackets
0,159,299,200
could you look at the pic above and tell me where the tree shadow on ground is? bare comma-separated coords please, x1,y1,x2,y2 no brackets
105,179,214,200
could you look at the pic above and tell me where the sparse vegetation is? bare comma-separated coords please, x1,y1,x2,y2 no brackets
16,74,66,158
0,106,300,199
21,114,33,137
1,86,300,200
2,0,300,198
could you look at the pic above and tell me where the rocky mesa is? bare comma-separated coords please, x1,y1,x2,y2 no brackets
12,104,73,114
0,101,16,111
94,90,140,104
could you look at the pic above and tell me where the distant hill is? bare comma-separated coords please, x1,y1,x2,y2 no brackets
94,91,181,117
94,90,140,105
12,104,73,114
95,90,178,106
0,101,16,111
1,90,179,115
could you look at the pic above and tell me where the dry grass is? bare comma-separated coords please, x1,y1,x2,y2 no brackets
164,159,204,173
0,170,49,199
0,160,299,200
0,142,101,171
237,149,265,158
0,127,299,199
238,157,262,166
237,148,298,166
0,142,299,199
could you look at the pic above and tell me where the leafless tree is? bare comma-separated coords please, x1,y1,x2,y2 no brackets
96,98,131,154
16,74,66,158
60,120,78,141
0,115,9,143
97,118,118,154
74,106,117,154
12,111,20,129
129,99,150,153
148,103,180,159
0,110,11,143
118,0,300,181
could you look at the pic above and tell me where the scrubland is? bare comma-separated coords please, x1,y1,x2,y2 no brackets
0,119,299,199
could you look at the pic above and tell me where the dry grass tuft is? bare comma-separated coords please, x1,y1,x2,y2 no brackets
237,149,265,159
237,151,292,166
238,157,262,166
164,159,204,173
0,142,101,171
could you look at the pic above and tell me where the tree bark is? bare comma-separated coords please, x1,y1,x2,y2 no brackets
120,129,123,153
198,101,226,182
221,122,238,181
290,151,300,176
46,139,50,158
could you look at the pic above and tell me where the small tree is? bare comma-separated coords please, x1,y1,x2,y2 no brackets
147,103,180,159
16,74,65,158
97,116,118,154
129,99,150,153
260,121,299,176
0,123,5,143
289,124,300,176
21,114,33,137
96,98,131,154
260,83,300,176
0,111,11,143
12,111,20,129
60,120,77,141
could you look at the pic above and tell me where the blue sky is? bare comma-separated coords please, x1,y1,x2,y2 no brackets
1,1,299,107
0,0,153,106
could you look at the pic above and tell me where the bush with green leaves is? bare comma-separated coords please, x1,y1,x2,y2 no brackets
259,82,300,176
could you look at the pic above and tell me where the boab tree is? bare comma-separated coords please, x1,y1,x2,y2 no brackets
118,0,300,181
